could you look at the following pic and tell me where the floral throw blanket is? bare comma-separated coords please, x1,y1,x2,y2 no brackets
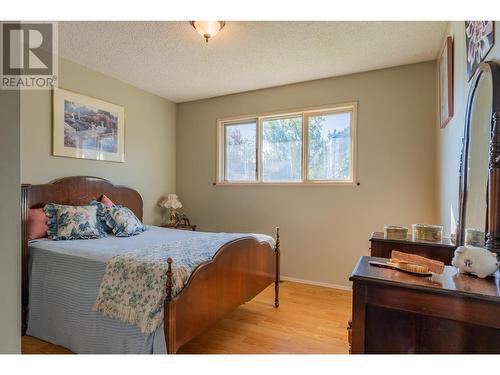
93,233,259,333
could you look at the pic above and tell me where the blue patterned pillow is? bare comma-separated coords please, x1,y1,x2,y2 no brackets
89,200,114,233
103,206,146,237
44,203,107,240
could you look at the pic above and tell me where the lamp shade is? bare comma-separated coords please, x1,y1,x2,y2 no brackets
159,194,183,210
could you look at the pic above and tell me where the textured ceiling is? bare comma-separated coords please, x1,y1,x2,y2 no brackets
58,21,447,103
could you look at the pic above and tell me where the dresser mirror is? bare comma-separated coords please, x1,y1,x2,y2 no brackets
458,60,500,255
463,68,492,243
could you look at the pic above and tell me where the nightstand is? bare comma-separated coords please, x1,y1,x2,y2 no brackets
160,224,197,231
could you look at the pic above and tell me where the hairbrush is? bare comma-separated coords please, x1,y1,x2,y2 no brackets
369,260,432,276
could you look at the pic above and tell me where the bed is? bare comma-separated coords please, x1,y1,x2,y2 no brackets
21,176,280,354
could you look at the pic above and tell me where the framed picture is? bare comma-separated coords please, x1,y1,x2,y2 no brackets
438,36,454,128
465,21,495,81
53,87,125,162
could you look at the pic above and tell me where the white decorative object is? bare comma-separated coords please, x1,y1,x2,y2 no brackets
451,246,499,278
159,194,183,225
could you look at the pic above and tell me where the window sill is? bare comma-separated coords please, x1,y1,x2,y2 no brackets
213,181,359,187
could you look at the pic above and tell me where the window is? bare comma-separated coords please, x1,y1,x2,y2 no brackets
306,111,352,181
262,116,302,182
217,103,357,185
224,120,257,182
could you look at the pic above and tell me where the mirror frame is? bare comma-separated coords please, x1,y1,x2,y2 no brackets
458,60,500,255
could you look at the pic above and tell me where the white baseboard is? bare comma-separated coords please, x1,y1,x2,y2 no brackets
280,275,352,291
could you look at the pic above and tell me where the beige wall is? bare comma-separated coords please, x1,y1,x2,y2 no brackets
436,22,500,235
21,57,176,224
177,62,438,288
0,89,21,353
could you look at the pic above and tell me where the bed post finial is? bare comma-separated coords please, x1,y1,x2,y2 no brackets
164,257,176,354
274,227,280,308
166,257,173,302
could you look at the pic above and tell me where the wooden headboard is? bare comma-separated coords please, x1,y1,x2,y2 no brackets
21,176,143,334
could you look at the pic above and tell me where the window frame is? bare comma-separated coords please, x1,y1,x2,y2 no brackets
216,102,357,186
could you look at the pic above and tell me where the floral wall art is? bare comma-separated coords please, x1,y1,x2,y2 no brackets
465,21,495,81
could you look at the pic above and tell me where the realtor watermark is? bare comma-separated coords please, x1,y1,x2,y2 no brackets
1,22,58,90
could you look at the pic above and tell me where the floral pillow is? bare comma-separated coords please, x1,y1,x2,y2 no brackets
44,203,107,240
89,200,114,234
103,206,146,237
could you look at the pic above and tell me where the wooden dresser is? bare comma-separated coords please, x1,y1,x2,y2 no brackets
369,232,457,265
349,256,500,353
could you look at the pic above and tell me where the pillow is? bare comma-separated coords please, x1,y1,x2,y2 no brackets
90,199,114,233
44,203,106,240
104,206,145,237
100,194,114,207
28,208,48,240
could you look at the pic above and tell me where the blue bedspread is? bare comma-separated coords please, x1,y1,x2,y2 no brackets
27,226,273,354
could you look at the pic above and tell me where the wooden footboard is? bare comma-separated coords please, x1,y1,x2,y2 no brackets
164,231,280,353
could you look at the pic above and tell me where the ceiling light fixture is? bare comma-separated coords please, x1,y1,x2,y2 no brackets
189,21,225,43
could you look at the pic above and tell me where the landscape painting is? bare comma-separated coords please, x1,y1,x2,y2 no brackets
53,88,125,162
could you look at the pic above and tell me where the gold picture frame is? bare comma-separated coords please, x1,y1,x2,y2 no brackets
52,87,125,162
438,36,454,128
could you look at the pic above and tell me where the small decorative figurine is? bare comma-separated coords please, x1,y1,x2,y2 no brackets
174,211,191,226
451,246,499,278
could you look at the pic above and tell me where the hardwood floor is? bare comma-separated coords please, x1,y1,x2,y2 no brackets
22,336,72,354
22,281,352,354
